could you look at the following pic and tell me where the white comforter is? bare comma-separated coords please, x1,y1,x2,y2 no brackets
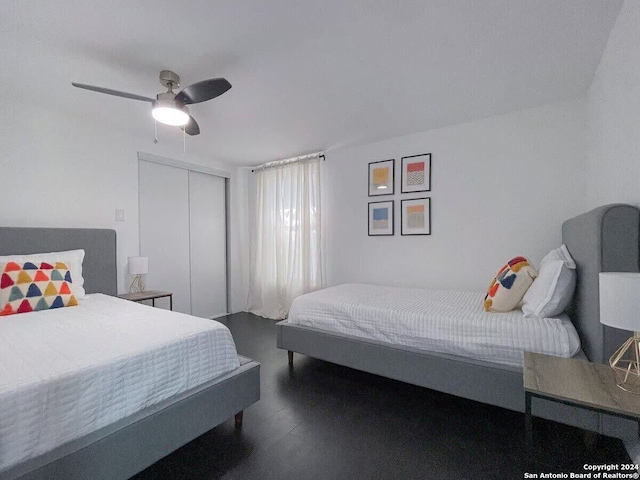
288,284,581,368
0,294,240,473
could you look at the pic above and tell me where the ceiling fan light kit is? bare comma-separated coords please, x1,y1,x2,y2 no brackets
152,93,190,126
71,70,232,137
152,106,189,126
152,71,189,127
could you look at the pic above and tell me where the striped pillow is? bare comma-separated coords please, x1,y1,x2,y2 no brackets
0,261,78,316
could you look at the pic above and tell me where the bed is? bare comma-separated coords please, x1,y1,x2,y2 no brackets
0,227,260,480
285,285,581,369
276,204,640,435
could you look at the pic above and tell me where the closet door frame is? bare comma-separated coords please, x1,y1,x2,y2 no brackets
137,152,231,317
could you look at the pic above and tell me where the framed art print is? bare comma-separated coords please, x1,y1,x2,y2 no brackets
368,159,394,196
401,197,431,235
368,201,394,236
401,153,431,193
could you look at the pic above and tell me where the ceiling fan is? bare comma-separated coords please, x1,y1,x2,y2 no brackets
72,70,231,136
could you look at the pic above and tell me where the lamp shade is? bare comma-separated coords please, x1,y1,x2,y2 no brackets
599,272,640,331
128,256,148,275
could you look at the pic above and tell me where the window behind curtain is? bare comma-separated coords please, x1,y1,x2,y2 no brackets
248,157,324,319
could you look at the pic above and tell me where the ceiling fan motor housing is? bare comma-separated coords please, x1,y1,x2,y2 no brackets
155,91,187,110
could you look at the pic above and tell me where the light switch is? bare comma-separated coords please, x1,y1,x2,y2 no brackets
116,209,125,222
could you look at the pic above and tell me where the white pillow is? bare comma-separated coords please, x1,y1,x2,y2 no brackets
522,245,576,318
0,250,86,298
540,244,576,268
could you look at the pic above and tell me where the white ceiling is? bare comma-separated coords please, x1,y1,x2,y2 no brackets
1,0,623,166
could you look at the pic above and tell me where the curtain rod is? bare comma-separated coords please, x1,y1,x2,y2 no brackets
251,153,325,173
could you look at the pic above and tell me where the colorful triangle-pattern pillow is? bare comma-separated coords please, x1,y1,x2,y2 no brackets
0,261,78,316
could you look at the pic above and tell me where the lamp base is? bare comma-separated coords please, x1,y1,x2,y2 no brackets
129,274,145,294
610,332,640,394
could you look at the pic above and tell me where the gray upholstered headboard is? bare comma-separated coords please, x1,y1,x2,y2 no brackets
0,227,117,296
562,204,640,364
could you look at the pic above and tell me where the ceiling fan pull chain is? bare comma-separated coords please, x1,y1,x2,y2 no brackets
154,120,158,144
183,126,186,155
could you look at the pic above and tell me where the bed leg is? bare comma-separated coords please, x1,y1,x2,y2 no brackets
234,411,243,429
288,351,294,366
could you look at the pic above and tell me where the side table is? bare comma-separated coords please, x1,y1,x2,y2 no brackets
118,290,173,311
523,351,640,446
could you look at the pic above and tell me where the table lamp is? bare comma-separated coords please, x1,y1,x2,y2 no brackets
128,256,148,294
599,272,640,393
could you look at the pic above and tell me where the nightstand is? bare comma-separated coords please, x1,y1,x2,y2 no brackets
118,290,173,311
523,351,640,445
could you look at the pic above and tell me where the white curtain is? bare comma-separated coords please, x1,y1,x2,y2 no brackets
248,157,325,319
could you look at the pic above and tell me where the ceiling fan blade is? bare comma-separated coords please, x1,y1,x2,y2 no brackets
181,115,200,136
175,78,231,105
72,83,155,103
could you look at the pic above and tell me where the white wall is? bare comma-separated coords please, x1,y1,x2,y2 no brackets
585,0,640,461
586,0,640,210
0,97,250,313
324,99,587,292
229,167,251,313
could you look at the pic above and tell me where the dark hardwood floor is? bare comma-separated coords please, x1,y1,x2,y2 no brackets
133,312,630,480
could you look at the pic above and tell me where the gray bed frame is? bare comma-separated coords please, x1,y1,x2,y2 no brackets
0,227,260,480
277,204,640,434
